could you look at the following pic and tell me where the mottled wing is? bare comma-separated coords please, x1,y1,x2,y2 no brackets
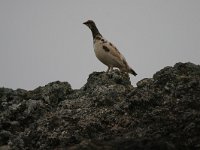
102,41,129,68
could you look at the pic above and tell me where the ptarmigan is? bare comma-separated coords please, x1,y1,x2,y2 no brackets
83,20,137,76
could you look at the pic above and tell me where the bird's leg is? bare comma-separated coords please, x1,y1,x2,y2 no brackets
106,67,110,73
110,67,113,73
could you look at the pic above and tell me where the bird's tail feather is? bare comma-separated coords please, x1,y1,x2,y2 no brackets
129,68,137,76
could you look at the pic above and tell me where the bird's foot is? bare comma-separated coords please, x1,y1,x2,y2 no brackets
106,67,110,73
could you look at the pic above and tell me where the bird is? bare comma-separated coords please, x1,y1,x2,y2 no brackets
83,20,137,76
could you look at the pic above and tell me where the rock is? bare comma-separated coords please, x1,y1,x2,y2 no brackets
0,130,12,145
0,145,10,150
0,62,200,149
26,81,72,105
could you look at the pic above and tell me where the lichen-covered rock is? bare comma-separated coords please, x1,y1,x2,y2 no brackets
0,62,200,150
26,81,72,105
0,81,72,149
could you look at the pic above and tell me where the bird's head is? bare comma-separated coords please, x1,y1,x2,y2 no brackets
83,20,96,30
83,20,101,38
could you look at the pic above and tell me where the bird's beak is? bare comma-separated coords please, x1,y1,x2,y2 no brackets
83,21,87,25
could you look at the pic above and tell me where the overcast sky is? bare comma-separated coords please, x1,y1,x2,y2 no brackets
0,0,200,90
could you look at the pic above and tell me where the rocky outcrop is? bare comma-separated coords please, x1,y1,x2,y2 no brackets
0,62,200,150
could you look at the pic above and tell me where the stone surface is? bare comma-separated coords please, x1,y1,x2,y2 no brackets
0,62,200,150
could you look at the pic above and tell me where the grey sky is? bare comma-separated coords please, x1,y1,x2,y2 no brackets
0,0,200,90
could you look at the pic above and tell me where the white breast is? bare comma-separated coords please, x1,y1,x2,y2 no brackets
93,38,121,67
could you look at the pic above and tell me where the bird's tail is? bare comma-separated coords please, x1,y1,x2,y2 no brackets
129,68,137,76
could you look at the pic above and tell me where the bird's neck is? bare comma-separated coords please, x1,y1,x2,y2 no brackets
90,25,102,39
